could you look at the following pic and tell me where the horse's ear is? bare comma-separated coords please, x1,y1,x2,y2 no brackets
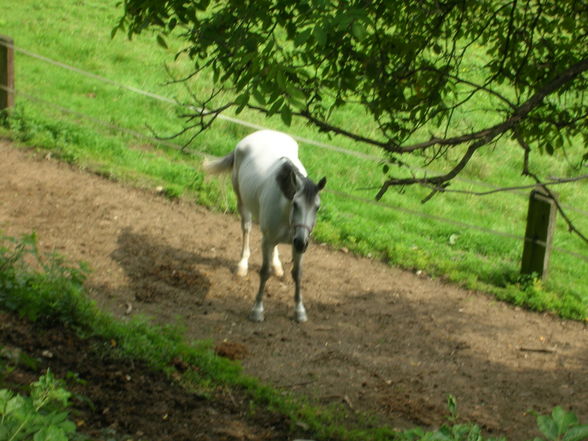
317,177,327,191
277,162,297,200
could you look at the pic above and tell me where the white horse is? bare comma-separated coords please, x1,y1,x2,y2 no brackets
204,130,326,322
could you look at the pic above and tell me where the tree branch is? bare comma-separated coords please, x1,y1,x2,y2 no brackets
423,174,588,196
397,56,588,153
288,56,588,159
375,136,490,200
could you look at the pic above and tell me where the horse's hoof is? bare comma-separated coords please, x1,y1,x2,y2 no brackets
236,265,248,277
249,308,264,322
295,309,308,323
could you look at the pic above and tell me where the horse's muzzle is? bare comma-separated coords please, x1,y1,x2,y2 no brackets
293,236,308,253
292,224,312,253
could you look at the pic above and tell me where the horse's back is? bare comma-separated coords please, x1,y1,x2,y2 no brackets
233,130,304,226
234,130,306,177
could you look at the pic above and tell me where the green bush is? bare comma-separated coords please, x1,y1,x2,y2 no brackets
0,233,94,330
0,370,77,441
532,406,588,441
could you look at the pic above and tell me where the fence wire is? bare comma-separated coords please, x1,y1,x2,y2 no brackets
2,41,382,162
1,42,587,264
5,39,588,208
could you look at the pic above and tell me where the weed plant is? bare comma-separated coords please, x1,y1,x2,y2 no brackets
0,370,77,441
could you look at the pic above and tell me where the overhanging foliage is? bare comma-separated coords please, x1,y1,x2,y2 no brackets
114,0,588,238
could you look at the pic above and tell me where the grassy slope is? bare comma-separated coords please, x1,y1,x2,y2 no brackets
0,0,586,319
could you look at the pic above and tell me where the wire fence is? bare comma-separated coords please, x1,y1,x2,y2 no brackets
2,39,588,265
4,40,588,199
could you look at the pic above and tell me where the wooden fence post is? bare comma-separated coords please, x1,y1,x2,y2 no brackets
521,188,557,279
0,35,15,111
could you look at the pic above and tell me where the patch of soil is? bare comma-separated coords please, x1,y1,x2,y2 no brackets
1,141,587,441
0,312,292,441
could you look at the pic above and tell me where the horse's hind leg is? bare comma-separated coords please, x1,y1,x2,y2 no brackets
237,205,252,277
250,237,272,322
271,246,284,277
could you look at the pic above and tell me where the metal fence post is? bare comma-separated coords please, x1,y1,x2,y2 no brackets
521,188,557,279
0,35,15,111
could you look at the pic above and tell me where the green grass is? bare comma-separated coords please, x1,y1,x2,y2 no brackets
0,0,587,320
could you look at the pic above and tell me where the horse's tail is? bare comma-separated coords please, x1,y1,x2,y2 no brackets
203,151,234,175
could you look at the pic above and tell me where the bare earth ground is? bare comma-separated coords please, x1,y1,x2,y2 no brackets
0,311,292,441
1,141,587,440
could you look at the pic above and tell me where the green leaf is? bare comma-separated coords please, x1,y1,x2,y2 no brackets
275,69,286,90
252,88,266,105
156,34,168,49
110,25,120,40
447,394,458,421
33,425,68,441
196,0,211,11
58,419,76,434
0,389,15,409
212,67,220,84
552,406,578,435
235,92,249,107
280,105,293,126
293,29,312,47
537,414,559,440
563,425,588,441
5,395,26,416
351,21,367,40
313,25,327,47
268,97,284,116
286,85,306,107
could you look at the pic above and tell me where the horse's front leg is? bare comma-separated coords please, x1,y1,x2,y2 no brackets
292,250,307,322
249,237,272,322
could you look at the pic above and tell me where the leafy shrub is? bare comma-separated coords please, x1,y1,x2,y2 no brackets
532,406,588,441
0,370,77,441
0,234,94,330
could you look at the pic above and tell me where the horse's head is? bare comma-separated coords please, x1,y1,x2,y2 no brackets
277,161,326,253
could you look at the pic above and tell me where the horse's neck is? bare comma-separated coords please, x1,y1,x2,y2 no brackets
259,187,291,242
286,157,307,177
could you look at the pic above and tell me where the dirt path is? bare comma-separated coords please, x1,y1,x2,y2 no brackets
1,141,587,440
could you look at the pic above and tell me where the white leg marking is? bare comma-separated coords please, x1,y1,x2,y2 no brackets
295,304,308,323
271,245,284,277
249,303,265,322
237,214,251,277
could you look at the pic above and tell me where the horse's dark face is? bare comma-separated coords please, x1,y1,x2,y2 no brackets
276,159,326,254
290,177,326,253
